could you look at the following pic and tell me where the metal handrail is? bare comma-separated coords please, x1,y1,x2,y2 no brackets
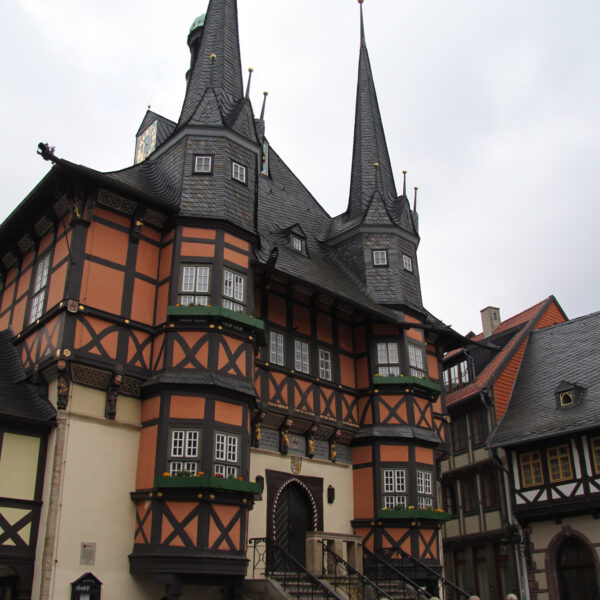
362,546,433,600
319,540,393,600
380,545,470,600
248,537,344,600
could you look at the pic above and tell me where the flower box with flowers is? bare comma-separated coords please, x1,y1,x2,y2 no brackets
372,374,441,400
154,473,262,496
377,507,450,521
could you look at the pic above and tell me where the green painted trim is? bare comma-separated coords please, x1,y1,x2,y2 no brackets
167,305,266,345
372,375,441,395
155,475,262,496
376,508,450,521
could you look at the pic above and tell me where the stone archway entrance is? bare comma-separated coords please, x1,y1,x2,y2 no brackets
557,537,600,599
273,482,313,565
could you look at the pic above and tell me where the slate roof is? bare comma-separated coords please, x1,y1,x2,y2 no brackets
489,311,600,447
446,297,557,406
0,330,56,423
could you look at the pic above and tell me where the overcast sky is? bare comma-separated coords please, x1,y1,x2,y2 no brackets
2,0,599,335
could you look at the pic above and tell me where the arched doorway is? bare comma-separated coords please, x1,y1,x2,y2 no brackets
557,537,600,599
0,565,17,600
273,482,314,565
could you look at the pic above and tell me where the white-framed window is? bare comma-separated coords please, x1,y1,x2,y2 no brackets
29,254,51,324
179,265,211,306
373,250,388,266
377,342,400,376
408,343,425,378
291,235,303,252
294,340,310,374
269,331,285,366
194,155,213,174
169,429,201,475
383,468,406,509
403,254,413,272
418,496,433,509
223,269,245,312
214,432,239,477
417,469,433,508
232,162,247,184
319,348,332,380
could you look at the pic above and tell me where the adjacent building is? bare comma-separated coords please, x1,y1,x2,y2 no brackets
440,297,567,600
489,311,600,600
0,1,467,598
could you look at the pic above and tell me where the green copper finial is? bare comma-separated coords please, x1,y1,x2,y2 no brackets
190,13,206,33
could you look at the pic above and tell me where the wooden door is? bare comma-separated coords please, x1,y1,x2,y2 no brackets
274,483,312,566
557,537,600,600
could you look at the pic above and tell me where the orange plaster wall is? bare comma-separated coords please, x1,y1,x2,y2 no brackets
209,505,240,549
380,445,409,463
136,425,158,489
352,446,372,465
358,396,372,425
317,314,332,344
427,354,439,380
47,263,67,308
339,355,356,388
155,283,169,326
86,221,129,265
338,322,354,353
141,226,161,243
141,396,161,423
373,324,399,336
214,400,243,426
5,267,17,286
170,396,205,420
223,247,249,269
38,232,53,255
413,397,432,427
224,233,249,251
94,207,130,228
131,278,156,325
1,283,15,313
415,447,434,465
356,357,370,389
21,251,33,271
53,233,71,266
419,529,438,559
12,297,27,332
136,240,160,279
293,304,311,336
354,325,367,353
378,395,408,424
387,529,411,555
180,241,215,258
158,243,173,282
268,294,286,327
0,313,9,330
81,262,124,314
16,269,31,299
353,468,374,518
406,327,424,342
182,227,216,240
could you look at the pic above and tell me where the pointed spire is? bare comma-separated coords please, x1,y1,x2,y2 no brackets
179,0,244,126
347,0,397,220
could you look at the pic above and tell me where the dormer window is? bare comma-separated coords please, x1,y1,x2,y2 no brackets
403,254,413,272
194,155,213,174
373,250,388,267
291,234,304,253
554,381,584,409
232,161,247,184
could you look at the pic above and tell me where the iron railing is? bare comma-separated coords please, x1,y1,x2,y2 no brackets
249,537,344,600
362,546,433,600
319,539,393,600
380,545,470,600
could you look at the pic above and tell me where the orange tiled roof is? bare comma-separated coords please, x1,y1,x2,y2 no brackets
446,297,553,406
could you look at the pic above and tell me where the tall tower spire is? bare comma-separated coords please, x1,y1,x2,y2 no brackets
179,0,244,126
347,0,397,219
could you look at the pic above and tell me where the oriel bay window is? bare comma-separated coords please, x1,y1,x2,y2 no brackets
269,331,285,366
318,348,332,381
169,429,201,475
29,253,50,323
214,432,239,477
383,468,407,509
223,269,245,312
407,343,425,378
443,360,470,392
294,340,310,374
179,264,210,306
376,342,400,376
417,470,433,508
547,444,573,482
460,476,478,514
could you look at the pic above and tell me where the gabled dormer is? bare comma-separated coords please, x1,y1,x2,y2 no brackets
554,380,586,409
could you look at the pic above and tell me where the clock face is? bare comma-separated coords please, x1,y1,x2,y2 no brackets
135,121,158,164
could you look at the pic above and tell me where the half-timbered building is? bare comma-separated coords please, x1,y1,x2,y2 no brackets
0,1,468,598
440,297,567,600
489,311,600,600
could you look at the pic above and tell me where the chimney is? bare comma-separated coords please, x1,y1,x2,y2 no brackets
481,306,501,338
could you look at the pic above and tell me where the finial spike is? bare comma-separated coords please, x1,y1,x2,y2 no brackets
402,170,407,196
359,0,366,47
209,53,217,87
413,187,419,212
245,67,254,99
260,91,269,121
